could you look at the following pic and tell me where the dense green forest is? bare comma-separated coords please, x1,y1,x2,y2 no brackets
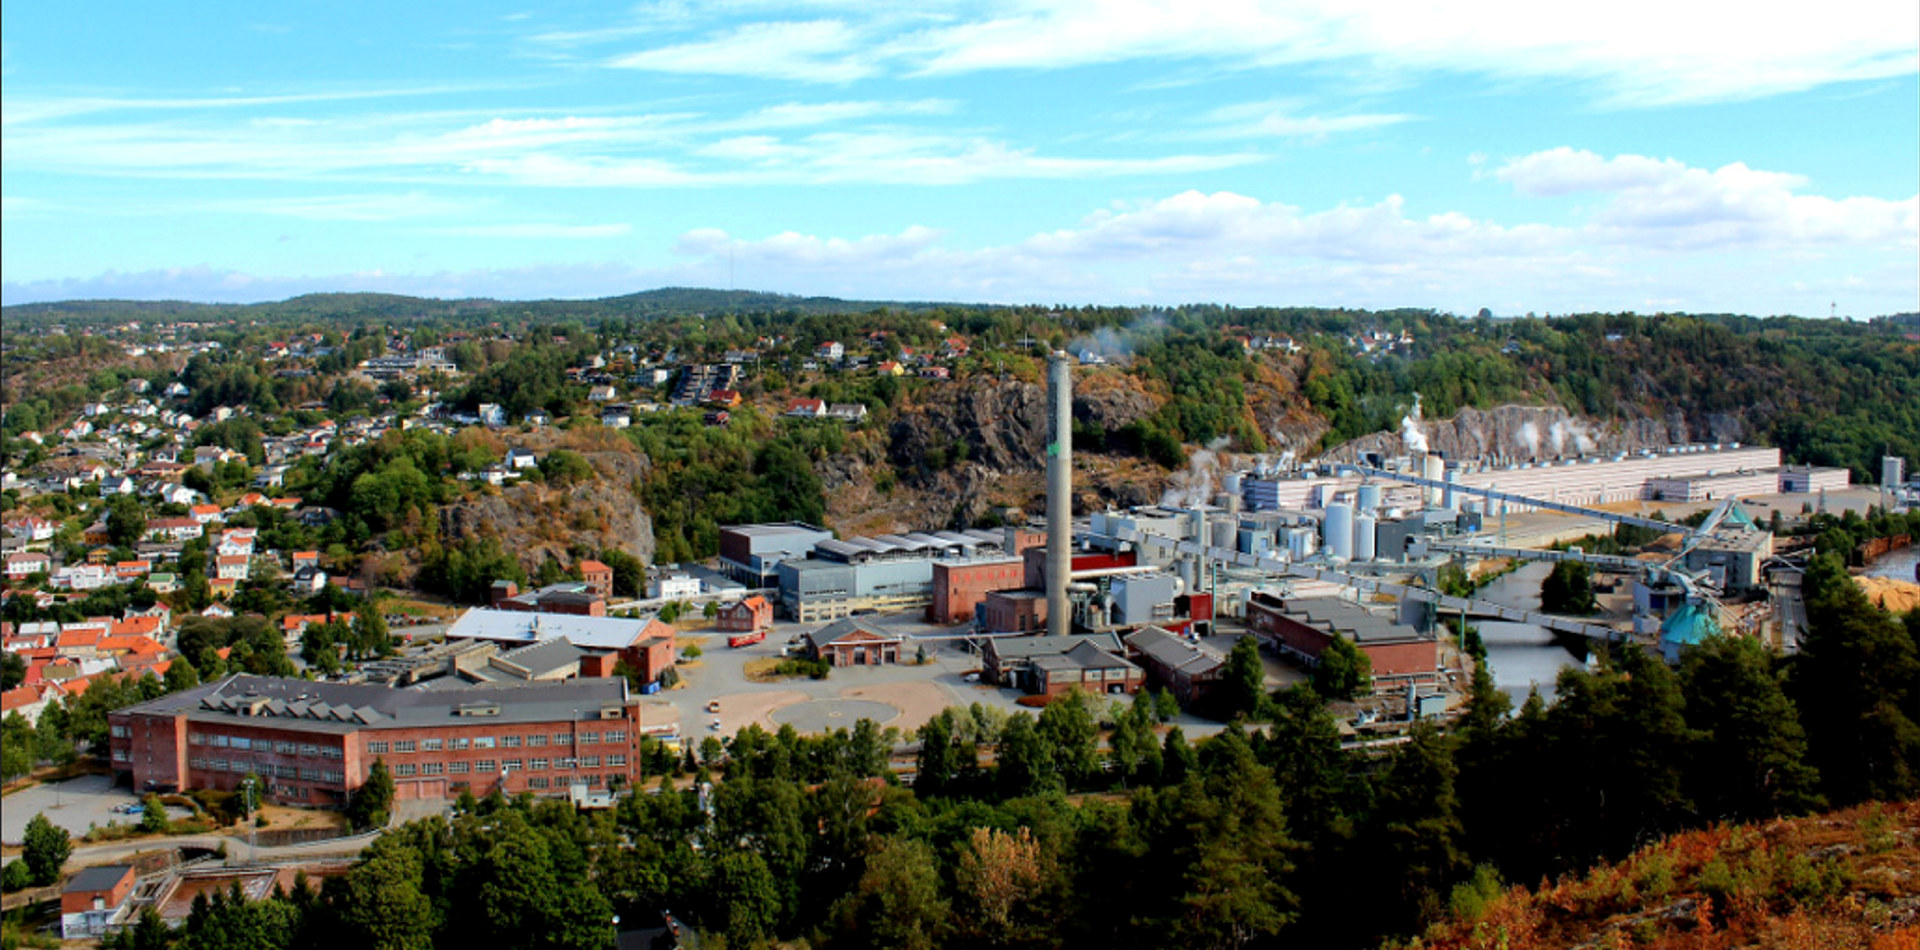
75,563,1920,950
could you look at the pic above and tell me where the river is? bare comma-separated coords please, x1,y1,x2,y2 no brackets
1469,560,1589,706
1864,545,1920,582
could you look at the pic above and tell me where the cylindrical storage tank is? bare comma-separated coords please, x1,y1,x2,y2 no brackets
1210,517,1235,550
1223,472,1243,502
1356,482,1382,513
1423,454,1445,505
1324,503,1354,560
1443,468,1459,509
1353,513,1376,561
1286,526,1316,559
1186,509,1205,542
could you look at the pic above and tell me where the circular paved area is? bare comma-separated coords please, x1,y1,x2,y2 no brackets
769,698,900,733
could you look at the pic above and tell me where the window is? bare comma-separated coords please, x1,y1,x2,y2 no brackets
275,741,298,755
190,757,208,769
606,755,626,768
274,764,297,778
367,741,390,754
321,770,343,784
298,768,320,781
586,773,603,786
421,763,444,776
111,725,130,738
450,762,471,775
421,738,442,752
501,735,522,748
503,759,523,771
299,743,319,756
557,757,577,770
209,734,230,748
321,746,343,759
578,731,599,744
525,734,546,747
211,759,229,772
530,758,549,771
189,732,206,745
476,759,498,772
395,764,417,777
581,756,599,769
230,737,251,750
529,777,549,789
551,733,571,746
112,748,130,762
473,737,496,749
393,740,416,753
605,731,626,743
450,738,470,751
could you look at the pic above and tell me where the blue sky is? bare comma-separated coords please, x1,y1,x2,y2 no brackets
3,1,1916,316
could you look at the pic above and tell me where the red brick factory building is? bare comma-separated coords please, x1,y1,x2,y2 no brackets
110,674,645,805
1245,593,1440,686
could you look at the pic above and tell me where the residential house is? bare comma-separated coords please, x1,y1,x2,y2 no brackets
146,518,204,542
588,384,618,402
214,555,251,582
578,560,614,596
715,595,773,634
826,403,868,424
505,448,538,470
786,398,827,419
4,515,57,542
5,551,50,581
814,341,845,362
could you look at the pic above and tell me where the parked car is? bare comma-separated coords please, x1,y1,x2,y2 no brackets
705,700,721,713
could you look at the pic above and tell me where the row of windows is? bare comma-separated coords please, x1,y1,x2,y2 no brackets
366,730,627,756
187,757,343,784
187,733,342,759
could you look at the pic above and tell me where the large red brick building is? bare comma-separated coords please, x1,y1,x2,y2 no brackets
1245,593,1439,685
110,674,646,805
929,557,1024,624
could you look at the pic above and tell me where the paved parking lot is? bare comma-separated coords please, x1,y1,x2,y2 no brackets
652,618,1228,741
1,774,192,844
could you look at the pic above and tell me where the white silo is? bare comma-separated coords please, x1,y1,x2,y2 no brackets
1324,503,1354,561
1353,512,1377,561
1422,454,1445,506
1356,482,1382,513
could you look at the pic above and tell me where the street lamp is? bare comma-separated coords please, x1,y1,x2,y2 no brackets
241,775,258,865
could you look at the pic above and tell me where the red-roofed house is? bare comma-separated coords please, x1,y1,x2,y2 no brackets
291,551,321,573
786,398,826,418
579,559,613,596
111,615,165,639
189,504,223,525
115,560,153,580
56,625,107,657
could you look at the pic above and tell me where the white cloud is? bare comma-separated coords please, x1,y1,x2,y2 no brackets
607,20,875,82
425,222,633,238
1196,99,1414,140
0,96,1251,189
1497,147,1920,248
593,1,1919,106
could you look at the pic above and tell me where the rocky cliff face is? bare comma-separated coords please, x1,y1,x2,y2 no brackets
437,444,655,573
1324,404,1693,464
